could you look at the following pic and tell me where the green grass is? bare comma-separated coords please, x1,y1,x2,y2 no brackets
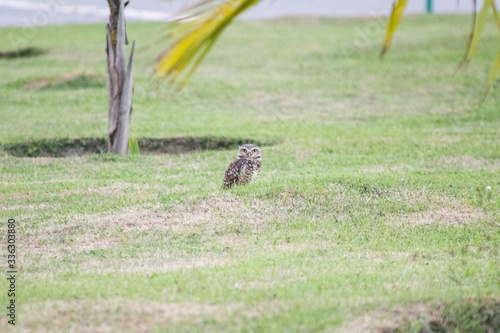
0,15,499,332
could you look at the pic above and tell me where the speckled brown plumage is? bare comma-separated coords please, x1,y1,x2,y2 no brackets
223,144,262,189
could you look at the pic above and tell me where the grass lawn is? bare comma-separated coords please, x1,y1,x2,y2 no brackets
0,14,499,332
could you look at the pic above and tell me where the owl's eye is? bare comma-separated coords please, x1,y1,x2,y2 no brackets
252,149,258,153
241,148,247,153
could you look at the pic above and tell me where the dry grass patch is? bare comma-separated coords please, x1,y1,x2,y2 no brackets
20,196,278,275
23,222,119,258
24,245,232,278
216,234,256,250
22,205,173,259
56,183,185,197
274,242,323,253
272,241,334,253
10,299,240,333
433,135,461,144
23,196,271,254
337,298,500,333
9,299,292,332
163,196,276,233
341,251,410,265
15,179,79,184
387,204,488,227
0,190,31,202
0,172,20,183
21,208,163,264
23,157,59,165
242,90,385,122
1,203,59,212
233,274,308,291
20,156,90,165
243,91,328,121
381,189,491,227
336,303,443,333
440,156,500,170
78,255,232,275
361,165,413,174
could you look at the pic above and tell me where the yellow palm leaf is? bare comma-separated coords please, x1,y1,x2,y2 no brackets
155,0,261,88
492,0,500,33
380,0,409,57
461,0,494,66
486,50,500,93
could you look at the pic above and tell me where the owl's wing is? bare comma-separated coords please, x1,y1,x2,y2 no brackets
223,158,243,189
255,160,262,179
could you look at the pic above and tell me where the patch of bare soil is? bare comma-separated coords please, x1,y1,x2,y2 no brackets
9,299,240,333
1,137,274,157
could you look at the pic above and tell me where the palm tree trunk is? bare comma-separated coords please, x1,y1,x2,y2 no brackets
106,0,134,154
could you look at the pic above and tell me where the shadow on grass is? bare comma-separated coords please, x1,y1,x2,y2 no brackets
22,73,105,90
0,47,46,59
1,137,276,157
39,74,105,90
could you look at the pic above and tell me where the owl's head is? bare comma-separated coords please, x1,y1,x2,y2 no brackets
238,144,261,161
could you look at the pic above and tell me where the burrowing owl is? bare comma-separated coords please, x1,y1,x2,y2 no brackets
223,144,262,189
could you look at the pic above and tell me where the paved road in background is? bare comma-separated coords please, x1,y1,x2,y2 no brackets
0,0,479,27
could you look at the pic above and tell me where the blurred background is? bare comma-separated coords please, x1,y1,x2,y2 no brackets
0,0,483,26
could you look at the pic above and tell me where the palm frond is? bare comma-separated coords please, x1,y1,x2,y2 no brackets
484,1,500,95
461,0,494,67
457,0,477,69
486,50,500,94
155,0,261,88
380,0,409,57
492,0,500,31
